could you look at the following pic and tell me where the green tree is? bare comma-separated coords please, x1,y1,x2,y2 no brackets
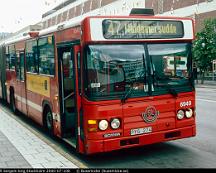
193,18,216,84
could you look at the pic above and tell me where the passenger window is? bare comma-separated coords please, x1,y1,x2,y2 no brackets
16,52,21,79
38,36,55,75
63,52,73,78
9,45,16,70
9,53,16,70
77,52,81,92
20,53,25,81
26,40,38,73
6,54,10,69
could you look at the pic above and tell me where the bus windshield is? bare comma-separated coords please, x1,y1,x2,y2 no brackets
85,43,192,100
149,43,192,96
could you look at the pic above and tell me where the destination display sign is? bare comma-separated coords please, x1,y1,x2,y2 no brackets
102,19,184,39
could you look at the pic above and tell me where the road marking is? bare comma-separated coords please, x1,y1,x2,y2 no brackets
196,98,216,103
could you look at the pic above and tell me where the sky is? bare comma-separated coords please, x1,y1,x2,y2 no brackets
0,0,63,33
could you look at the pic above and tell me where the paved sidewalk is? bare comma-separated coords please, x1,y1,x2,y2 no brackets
0,131,31,168
0,107,78,169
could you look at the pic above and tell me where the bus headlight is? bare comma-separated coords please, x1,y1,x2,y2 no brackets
185,108,193,118
98,120,108,131
177,110,184,120
111,118,121,129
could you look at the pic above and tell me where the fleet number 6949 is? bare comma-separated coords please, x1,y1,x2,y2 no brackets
180,101,192,107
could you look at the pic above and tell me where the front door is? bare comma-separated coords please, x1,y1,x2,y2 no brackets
57,43,83,152
58,46,76,137
15,51,27,114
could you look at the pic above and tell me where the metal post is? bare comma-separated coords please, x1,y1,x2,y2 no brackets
213,61,214,81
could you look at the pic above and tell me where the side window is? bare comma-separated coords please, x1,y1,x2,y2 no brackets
20,53,25,81
26,40,38,73
5,46,10,69
63,52,73,78
38,36,55,75
16,52,21,79
9,45,16,70
9,53,16,70
77,52,81,92
6,54,10,69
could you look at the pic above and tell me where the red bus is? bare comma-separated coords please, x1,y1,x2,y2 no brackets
0,9,196,154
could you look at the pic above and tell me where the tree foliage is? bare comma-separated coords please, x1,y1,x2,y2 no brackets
193,18,216,73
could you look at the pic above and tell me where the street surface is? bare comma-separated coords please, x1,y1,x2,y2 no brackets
0,85,216,168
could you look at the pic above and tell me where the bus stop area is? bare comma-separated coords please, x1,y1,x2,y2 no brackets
0,107,78,169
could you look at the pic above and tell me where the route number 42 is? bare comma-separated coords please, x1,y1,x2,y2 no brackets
180,101,192,107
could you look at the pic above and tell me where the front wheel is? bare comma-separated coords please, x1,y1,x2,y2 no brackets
45,108,54,136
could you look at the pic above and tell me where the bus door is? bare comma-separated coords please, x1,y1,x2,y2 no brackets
15,51,27,114
20,52,27,114
58,44,83,152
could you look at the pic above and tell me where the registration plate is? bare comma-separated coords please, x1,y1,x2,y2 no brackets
130,127,152,136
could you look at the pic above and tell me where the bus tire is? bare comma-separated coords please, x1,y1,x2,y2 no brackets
44,107,54,136
10,90,17,114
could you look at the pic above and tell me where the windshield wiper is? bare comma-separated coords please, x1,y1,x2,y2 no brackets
157,83,178,97
167,85,178,97
121,53,147,103
151,65,178,97
121,86,135,103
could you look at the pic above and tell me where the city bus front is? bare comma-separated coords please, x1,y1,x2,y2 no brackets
81,16,196,154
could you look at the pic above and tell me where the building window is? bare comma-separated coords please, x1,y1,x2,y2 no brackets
26,40,38,73
38,36,55,76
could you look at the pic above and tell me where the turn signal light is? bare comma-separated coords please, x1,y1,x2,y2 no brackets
88,120,97,125
88,127,97,132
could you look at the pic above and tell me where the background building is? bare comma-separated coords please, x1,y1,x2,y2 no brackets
145,0,216,32
41,0,145,29
3,0,216,40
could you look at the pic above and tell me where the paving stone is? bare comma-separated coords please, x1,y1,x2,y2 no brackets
0,131,31,168
0,162,7,168
0,108,78,168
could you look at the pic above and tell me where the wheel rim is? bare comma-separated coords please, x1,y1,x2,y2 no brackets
46,111,53,131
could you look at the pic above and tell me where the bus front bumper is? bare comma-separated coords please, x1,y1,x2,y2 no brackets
85,125,196,154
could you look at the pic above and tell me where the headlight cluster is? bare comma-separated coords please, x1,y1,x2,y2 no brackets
177,108,193,120
98,118,121,131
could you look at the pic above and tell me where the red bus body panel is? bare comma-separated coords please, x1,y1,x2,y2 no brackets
82,92,196,154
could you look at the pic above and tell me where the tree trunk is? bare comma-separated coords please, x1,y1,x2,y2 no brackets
201,71,205,84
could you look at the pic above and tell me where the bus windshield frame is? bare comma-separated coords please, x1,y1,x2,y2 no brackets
84,42,193,101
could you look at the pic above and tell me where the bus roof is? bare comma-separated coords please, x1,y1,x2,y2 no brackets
2,15,194,46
